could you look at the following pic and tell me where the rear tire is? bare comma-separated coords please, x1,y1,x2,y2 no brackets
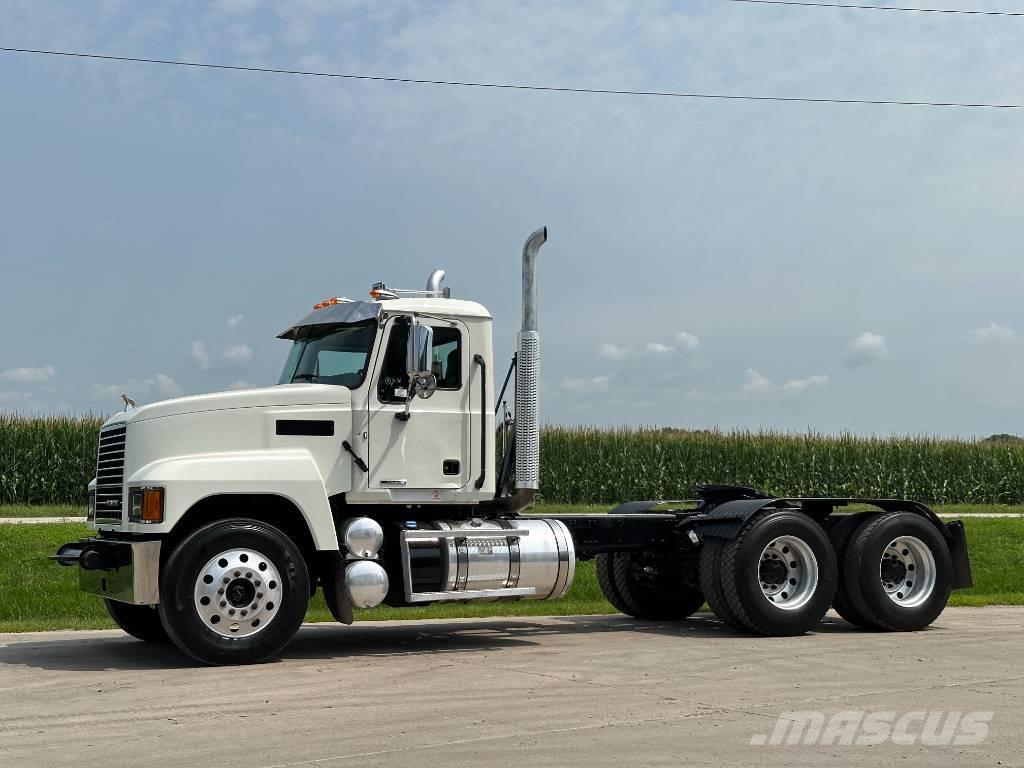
699,538,742,628
842,512,952,631
596,553,633,616
159,518,310,665
104,599,169,643
829,512,886,629
719,510,837,636
609,550,704,620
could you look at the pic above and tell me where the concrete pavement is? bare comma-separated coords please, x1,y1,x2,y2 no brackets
0,607,1021,767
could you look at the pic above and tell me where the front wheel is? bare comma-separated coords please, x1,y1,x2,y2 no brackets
104,599,169,643
159,518,310,665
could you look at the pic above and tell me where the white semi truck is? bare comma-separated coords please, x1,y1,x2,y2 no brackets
54,229,972,665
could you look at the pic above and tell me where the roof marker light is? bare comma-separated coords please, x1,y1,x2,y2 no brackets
313,297,347,310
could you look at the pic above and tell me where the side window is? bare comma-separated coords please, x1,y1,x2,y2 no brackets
432,327,462,390
377,321,463,403
377,323,410,404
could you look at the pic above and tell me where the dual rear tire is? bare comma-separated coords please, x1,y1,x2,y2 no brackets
700,510,837,636
830,512,953,631
596,549,705,620
694,509,952,635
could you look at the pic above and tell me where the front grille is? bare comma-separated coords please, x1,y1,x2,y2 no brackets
95,425,127,519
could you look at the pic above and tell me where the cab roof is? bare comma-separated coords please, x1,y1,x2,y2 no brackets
277,297,491,339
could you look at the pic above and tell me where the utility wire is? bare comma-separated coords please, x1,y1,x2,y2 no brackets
1,45,1021,110
723,0,1024,16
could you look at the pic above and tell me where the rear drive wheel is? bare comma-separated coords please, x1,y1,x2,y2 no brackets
698,538,742,628
842,512,952,631
719,510,837,636
828,512,886,629
104,599,169,643
159,518,310,665
596,553,633,616
608,549,704,620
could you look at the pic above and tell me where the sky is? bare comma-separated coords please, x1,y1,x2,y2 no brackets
1,0,1022,436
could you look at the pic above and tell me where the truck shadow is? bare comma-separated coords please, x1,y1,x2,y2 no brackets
0,612,865,673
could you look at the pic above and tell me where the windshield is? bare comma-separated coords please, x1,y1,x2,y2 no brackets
278,320,377,388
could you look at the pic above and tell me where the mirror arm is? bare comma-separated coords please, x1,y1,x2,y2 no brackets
396,384,414,422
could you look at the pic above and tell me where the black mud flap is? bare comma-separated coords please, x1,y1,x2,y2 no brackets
945,520,973,590
320,552,354,625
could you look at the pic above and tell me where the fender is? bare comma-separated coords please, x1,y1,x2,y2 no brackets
126,449,339,550
690,498,792,540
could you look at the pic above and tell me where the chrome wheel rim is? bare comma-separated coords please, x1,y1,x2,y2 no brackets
880,536,936,608
194,548,283,638
758,536,819,611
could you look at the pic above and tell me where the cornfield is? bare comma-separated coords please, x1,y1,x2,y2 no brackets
0,415,104,506
2,416,1024,506
540,427,1024,506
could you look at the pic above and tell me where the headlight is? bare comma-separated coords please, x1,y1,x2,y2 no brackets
128,487,164,523
87,489,96,523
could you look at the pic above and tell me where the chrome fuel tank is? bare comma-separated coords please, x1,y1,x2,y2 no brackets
404,518,574,602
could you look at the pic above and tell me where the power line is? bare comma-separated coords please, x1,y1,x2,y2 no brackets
722,0,1024,16
1,45,1021,110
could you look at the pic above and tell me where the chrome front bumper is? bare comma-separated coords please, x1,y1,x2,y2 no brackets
52,538,161,605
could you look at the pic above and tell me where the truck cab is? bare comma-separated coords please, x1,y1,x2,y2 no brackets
275,295,496,505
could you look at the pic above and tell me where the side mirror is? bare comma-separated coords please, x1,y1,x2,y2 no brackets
397,318,436,422
406,319,434,378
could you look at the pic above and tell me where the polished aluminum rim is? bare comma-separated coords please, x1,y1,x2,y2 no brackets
880,536,936,608
758,535,819,611
194,548,283,638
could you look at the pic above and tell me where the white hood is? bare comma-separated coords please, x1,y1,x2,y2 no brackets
103,384,352,427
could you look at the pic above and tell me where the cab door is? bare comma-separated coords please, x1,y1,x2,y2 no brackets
366,316,472,493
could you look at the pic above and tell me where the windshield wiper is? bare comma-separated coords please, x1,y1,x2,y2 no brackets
292,373,318,382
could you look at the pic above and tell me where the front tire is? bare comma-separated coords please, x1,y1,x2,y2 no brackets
159,518,310,665
104,599,169,643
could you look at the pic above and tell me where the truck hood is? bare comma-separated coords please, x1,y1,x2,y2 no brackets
102,384,352,427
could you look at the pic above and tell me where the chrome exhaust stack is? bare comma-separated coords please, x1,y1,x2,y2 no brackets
514,227,547,500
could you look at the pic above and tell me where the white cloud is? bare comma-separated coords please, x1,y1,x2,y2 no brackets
154,374,183,397
743,369,774,393
645,342,673,355
223,344,254,364
972,322,1016,346
227,314,245,329
745,369,829,396
2,365,55,384
783,374,830,393
598,342,629,361
846,332,887,368
191,340,212,370
561,375,611,394
676,332,701,352
228,379,254,390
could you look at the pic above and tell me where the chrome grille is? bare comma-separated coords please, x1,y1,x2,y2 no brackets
95,425,126,519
